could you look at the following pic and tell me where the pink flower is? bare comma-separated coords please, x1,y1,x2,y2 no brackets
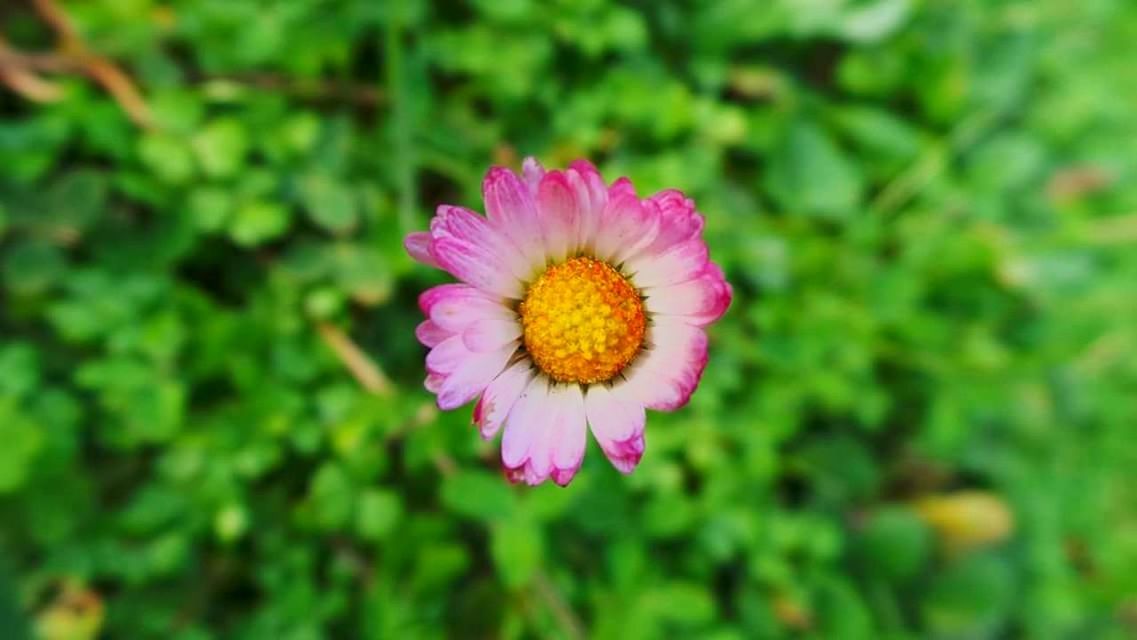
405,158,731,486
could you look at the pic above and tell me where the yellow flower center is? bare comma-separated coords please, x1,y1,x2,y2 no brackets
519,256,646,384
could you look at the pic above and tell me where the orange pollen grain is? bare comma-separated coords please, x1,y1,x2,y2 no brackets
519,256,646,384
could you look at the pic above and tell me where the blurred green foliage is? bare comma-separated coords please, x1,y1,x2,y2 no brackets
1,0,1136,638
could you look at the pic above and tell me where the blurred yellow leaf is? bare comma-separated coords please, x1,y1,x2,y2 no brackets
34,581,104,640
913,491,1015,554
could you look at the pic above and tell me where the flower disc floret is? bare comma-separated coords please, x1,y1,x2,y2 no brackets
519,257,645,384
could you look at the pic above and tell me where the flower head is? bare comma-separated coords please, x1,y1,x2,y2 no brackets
405,158,731,486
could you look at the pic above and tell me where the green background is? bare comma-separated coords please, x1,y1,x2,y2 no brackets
1,0,1135,638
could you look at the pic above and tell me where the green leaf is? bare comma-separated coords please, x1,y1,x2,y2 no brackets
307,463,355,531
300,175,358,233
192,118,249,179
137,133,196,185
765,121,864,219
922,554,1015,636
857,507,931,582
0,401,43,493
3,241,66,295
356,489,402,541
643,582,716,625
186,186,234,232
229,201,290,246
439,470,518,521
0,343,40,398
490,520,542,589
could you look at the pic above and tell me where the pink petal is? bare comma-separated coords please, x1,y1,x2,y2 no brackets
508,383,587,486
566,162,607,250
415,320,452,348
624,238,709,288
623,318,709,411
432,237,524,299
549,384,587,486
585,384,647,474
418,283,494,316
436,341,518,410
643,266,732,325
591,189,660,264
425,335,471,375
475,361,534,439
483,167,545,268
641,190,704,255
536,171,582,261
431,205,534,281
462,315,522,352
404,232,440,268
502,376,549,469
522,156,546,195
568,160,608,214
426,287,514,333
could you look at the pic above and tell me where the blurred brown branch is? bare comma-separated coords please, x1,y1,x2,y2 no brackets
0,0,154,128
316,322,394,396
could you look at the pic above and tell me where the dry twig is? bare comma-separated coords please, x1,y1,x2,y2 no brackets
0,0,154,128
316,322,394,396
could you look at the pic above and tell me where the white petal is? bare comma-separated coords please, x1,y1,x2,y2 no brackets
585,384,646,473
475,361,535,439
436,341,518,410
502,376,550,469
624,239,708,288
462,315,523,352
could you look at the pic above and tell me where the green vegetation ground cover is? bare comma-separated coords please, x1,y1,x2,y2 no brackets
1,0,1135,638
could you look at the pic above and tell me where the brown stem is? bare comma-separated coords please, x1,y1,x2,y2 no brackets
316,322,394,396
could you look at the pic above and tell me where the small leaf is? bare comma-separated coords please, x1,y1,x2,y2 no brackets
137,133,195,185
858,507,931,581
490,520,542,589
440,470,517,521
356,489,402,541
764,121,864,219
229,201,290,246
193,118,249,179
300,175,358,233
308,463,355,531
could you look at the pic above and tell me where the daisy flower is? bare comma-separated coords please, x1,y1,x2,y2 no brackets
404,158,731,486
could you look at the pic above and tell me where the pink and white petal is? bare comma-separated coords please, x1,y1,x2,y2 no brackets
415,320,452,348
425,335,472,376
502,376,550,469
427,289,514,333
591,190,660,264
568,160,608,213
643,190,704,253
436,341,518,410
404,232,440,268
608,176,637,200
431,237,524,299
566,164,606,250
431,205,535,282
585,384,646,474
522,156,546,195
474,361,534,439
418,283,493,316
623,318,709,411
483,167,546,267
425,372,445,393
537,171,583,261
511,383,587,486
549,385,587,486
462,315,522,352
624,238,709,289
643,267,732,325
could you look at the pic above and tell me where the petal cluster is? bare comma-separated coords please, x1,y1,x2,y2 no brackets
405,158,731,485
